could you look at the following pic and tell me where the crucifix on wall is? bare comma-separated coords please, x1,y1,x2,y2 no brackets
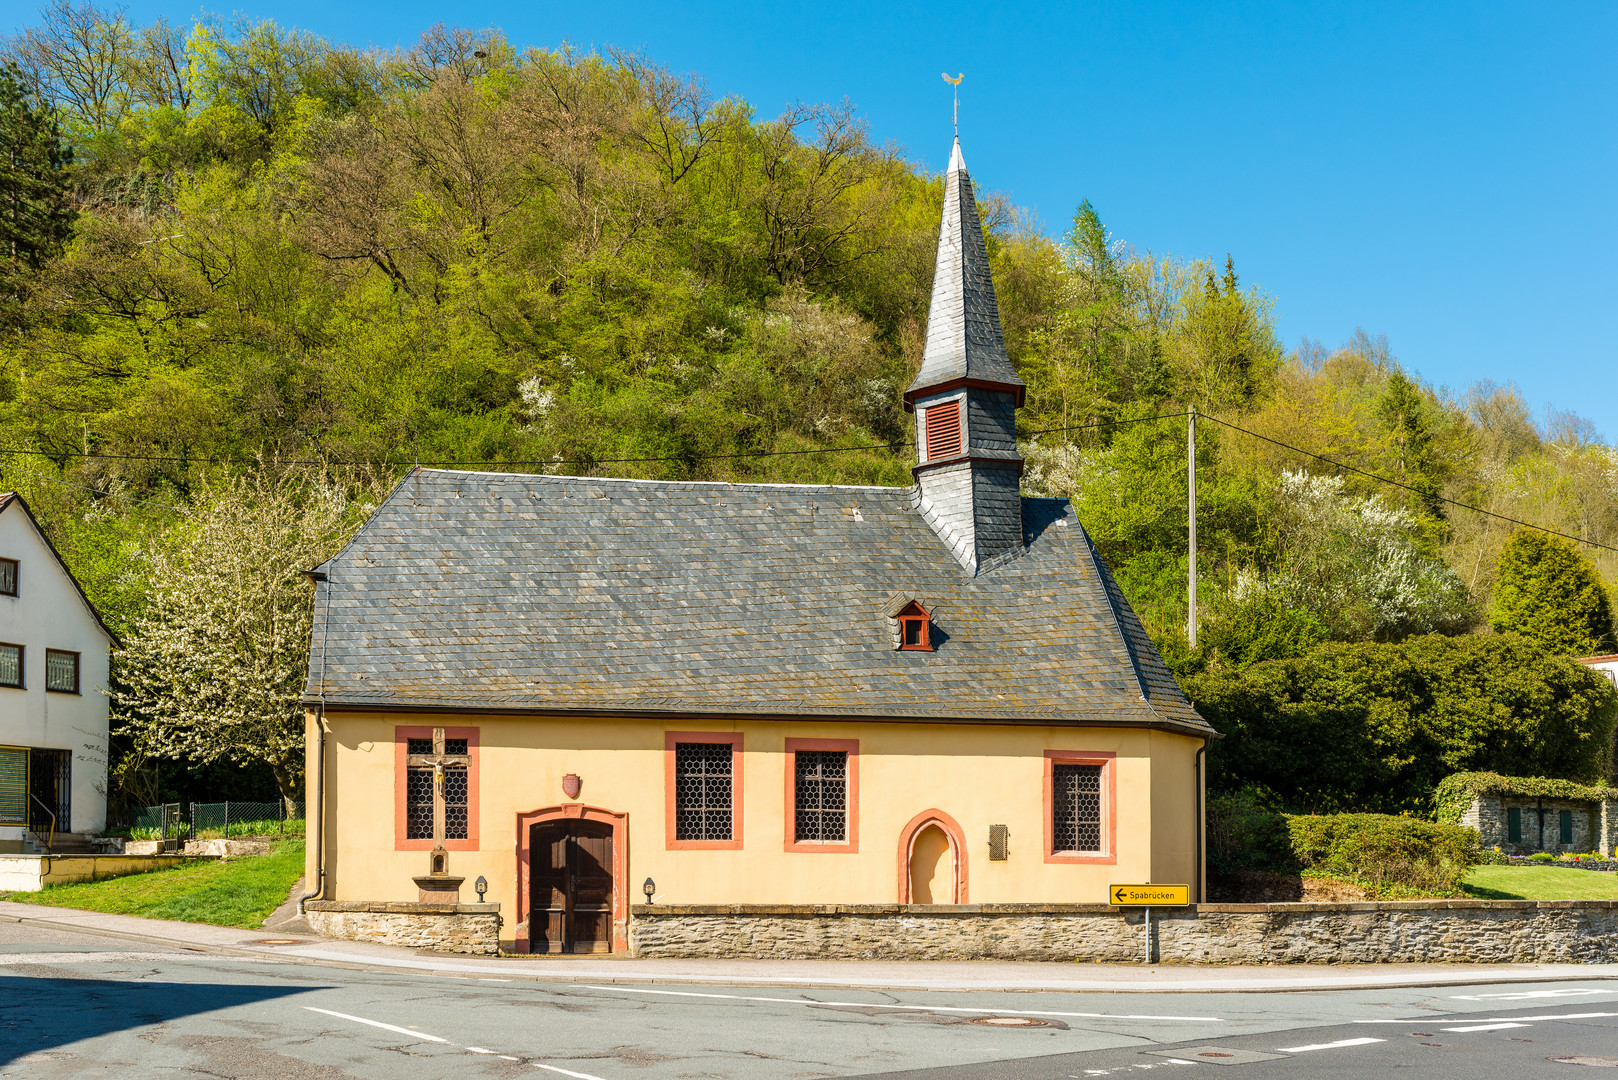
406,729,470,880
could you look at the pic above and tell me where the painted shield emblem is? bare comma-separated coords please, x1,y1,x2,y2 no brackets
562,773,582,799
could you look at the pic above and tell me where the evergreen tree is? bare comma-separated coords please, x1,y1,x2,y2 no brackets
1491,530,1615,655
0,61,74,321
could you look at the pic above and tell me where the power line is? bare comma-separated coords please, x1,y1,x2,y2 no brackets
0,412,1188,471
1203,413,1618,555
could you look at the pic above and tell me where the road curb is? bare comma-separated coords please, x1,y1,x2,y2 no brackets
5,910,1618,994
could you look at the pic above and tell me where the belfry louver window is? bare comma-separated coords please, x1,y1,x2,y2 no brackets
925,400,962,460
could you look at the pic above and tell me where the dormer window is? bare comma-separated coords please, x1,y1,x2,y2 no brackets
896,601,932,651
0,558,15,597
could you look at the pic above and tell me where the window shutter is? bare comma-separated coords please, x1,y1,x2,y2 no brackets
1507,806,1522,843
1559,809,1573,845
925,401,962,460
0,749,25,825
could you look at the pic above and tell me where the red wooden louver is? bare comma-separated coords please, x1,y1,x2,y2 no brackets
925,401,962,460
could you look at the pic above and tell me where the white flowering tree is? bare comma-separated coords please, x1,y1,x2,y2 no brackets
1266,470,1475,641
113,467,383,808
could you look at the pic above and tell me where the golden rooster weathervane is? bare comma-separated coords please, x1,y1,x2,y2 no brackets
942,72,963,136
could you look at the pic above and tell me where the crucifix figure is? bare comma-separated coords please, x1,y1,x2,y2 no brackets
406,728,471,861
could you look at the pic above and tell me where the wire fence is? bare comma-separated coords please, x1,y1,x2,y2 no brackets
110,800,305,841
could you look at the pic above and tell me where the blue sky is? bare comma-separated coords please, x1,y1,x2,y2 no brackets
11,2,1616,439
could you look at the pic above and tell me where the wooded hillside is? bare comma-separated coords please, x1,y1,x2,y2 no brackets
4,6,1615,803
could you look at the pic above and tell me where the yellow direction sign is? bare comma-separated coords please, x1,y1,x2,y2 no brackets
1110,884,1189,907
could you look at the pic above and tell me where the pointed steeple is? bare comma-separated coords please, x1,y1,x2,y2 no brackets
905,139,1026,405
908,139,1025,575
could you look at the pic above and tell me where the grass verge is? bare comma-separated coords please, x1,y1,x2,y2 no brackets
1461,864,1618,901
0,840,304,928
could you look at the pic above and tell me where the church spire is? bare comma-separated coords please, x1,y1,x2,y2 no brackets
907,138,1025,575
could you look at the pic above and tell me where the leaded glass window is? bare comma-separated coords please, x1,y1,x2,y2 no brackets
794,751,847,843
444,766,468,840
1052,763,1102,853
0,644,19,689
407,738,433,756
674,742,733,841
406,766,434,839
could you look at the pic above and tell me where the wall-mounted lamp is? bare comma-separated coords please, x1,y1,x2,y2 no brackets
642,877,656,904
474,875,488,901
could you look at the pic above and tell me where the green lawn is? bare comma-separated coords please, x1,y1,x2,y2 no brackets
1461,864,1618,901
0,840,304,928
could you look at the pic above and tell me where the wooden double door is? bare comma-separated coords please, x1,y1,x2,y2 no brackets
529,820,615,953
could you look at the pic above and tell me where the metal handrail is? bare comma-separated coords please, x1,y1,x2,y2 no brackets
29,795,56,850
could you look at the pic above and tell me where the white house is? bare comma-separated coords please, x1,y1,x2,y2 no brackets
0,494,115,849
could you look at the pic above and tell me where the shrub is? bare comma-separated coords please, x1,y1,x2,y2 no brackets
1206,787,1296,876
1286,813,1480,896
1530,852,1555,862
1191,634,1618,813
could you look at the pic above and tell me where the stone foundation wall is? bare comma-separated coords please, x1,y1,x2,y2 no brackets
305,901,501,955
629,902,1618,964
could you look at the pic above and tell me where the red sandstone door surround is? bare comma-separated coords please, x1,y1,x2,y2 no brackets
897,808,969,904
515,804,629,953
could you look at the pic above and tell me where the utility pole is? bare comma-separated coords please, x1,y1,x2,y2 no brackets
1187,406,1197,647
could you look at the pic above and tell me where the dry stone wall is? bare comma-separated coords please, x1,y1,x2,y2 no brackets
304,901,501,955
629,902,1618,964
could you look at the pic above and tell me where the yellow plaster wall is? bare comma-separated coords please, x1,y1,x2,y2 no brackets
311,710,1205,927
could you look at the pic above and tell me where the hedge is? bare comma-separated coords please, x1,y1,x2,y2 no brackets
1207,790,1481,897
1432,772,1618,825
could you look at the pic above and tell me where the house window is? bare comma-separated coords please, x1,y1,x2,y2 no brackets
1044,751,1116,864
924,400,962,460
795,752,847,842
45,650,79,694
897,601,932,651
785,738,858,853
1053,764,1102,852
1560,810,1574,846
674,743,734,841
664,732,744,849
395,726,479,850
0,644,20,689
0,558,16,597
1507,807,1522,843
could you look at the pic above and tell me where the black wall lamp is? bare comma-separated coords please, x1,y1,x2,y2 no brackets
642,877,656,904
474,875,488,901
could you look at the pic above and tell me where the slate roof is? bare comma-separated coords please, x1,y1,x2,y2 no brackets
302,469,1211,736
906,140,1026,401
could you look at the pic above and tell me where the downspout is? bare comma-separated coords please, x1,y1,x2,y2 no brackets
298,568,331,914
1193,740,1209,904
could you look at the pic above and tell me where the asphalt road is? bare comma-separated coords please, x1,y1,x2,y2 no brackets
2,921,1616,1079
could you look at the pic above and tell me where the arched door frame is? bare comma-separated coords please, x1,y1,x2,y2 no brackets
896,808,969,904
515,803,629,953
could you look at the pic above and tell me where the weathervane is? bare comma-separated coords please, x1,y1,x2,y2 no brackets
942,72,963,136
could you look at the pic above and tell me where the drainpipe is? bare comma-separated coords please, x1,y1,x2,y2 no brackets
1193,740,1209,904
297,705,326,914
298,564,332,915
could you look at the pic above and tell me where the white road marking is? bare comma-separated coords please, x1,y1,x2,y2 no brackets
1452,989,1608,1001
1444,1022,1531,1032
1359,1012,1618,1024
303,1006,612,1078
1277,1037,1384,1053
303,1008,449,1042
534,1066,610,1080
580,985,1223,1023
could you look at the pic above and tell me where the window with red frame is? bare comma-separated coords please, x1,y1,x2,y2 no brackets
896,601,932,651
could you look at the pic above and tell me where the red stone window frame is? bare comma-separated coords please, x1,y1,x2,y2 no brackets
664,731,744,850
1043,750,1116,865
394,725,480,851
783,737,859,854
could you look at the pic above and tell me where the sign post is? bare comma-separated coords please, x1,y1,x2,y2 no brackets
1110,884,1190,964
